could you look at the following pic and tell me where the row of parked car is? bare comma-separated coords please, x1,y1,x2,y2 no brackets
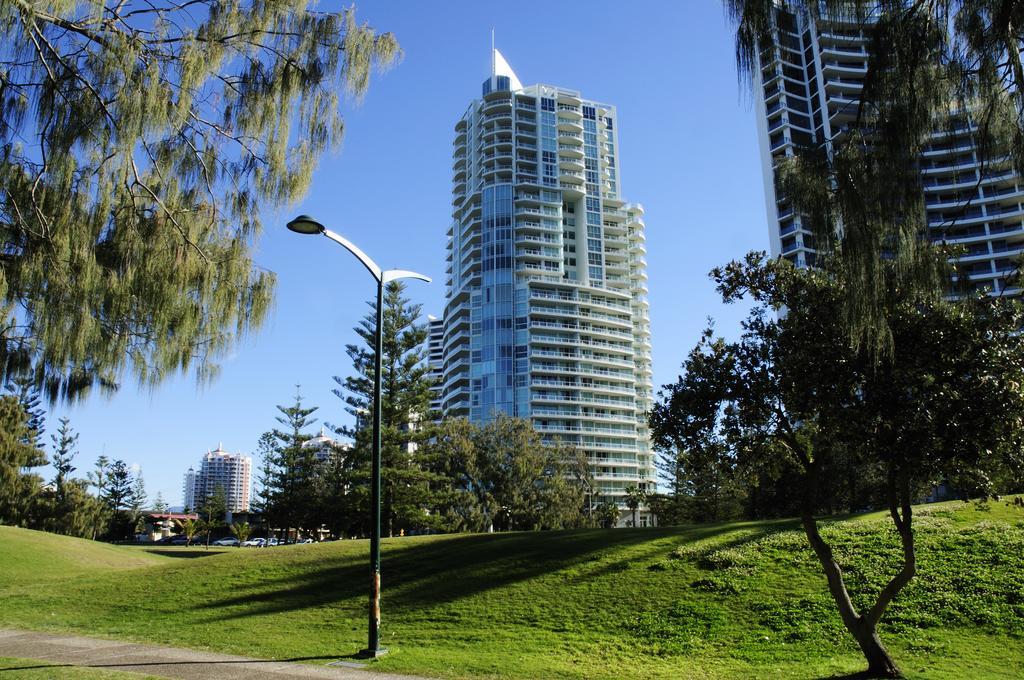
151,535,316,547
227,537,316,547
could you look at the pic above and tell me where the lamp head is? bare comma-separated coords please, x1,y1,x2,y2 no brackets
286,214,325,235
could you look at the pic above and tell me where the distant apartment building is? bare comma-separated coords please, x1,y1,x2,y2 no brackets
302,428,351,462
182,445,252,513
752,4,1024,294
439,50,656,525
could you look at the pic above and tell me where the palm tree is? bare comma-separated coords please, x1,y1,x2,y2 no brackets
175,517,202,547
230,521,252,547
624,486,647,528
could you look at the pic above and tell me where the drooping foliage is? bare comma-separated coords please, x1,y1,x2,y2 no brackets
0,1,400,401
724,0,1024,354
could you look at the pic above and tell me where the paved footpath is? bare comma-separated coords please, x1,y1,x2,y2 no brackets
0,629,428,679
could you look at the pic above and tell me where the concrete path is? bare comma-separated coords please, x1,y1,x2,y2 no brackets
0,629,428,679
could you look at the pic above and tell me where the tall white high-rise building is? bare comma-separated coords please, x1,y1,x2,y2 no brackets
182,445,252,513
752,5,1024,295
440,50,655,524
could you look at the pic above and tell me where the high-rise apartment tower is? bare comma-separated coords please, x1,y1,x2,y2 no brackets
440,51,656,523
182,445,252,513
753,6,1024,294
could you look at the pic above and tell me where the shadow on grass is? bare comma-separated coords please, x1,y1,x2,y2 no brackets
192,523,762,624
0,655,346,672
141,549,227,559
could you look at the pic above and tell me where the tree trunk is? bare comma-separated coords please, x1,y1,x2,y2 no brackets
801,513,901,678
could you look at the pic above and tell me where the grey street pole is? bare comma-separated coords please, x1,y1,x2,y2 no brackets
368,276,384,656
286,215,429,659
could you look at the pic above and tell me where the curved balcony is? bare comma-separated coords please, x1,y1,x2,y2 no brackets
558,130,583,145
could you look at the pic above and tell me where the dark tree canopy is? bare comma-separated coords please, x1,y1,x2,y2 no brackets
652,253,1024,676
0,1,399,401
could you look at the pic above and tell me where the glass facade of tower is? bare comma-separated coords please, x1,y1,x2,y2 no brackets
753,6,1024,295
441,56,656,524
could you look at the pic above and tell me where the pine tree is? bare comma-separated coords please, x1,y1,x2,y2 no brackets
102,459,134,539
5,376,46,448
253,431,278,519
87,455,111,539
0,395,47,525
0,2,400,401
152,493,169,514
50,417,79,503
333,281,438,537
130,473,148,514
265,388,319,541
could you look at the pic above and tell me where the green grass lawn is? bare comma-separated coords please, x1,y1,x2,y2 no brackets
1,500,1022,679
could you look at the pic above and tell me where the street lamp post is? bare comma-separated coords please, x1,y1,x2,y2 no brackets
286,215,430,659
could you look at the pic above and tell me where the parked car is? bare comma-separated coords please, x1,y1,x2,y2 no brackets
213,537,240,547
298,537,315,544
267,537,279,546
243,538,266,547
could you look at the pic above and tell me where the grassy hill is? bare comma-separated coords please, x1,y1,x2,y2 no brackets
0,525,171,583
1,500,1022,679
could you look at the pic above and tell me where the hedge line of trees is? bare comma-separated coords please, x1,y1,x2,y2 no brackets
0,381,153,540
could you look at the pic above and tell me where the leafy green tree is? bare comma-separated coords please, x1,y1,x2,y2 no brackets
314,439,364,538
594,500,620,530
152,493,169,514
645,493,687,528
428,416,591,532
199,483,226,548
52,480,107,539
4,376,46,447
652,254,1024,677
0,395,47,525
334,281,438,537
0,1,399,401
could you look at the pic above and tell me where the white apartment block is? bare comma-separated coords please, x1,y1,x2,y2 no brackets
302,428,351,462
753,4,1024,295
182,445,252,513
440,50,656,525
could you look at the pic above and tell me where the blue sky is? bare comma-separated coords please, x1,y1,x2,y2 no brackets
46,0,768,506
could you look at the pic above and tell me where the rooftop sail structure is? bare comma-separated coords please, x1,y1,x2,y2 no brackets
492,48,522,91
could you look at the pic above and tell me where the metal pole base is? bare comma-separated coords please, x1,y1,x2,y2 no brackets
359,647,389,659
